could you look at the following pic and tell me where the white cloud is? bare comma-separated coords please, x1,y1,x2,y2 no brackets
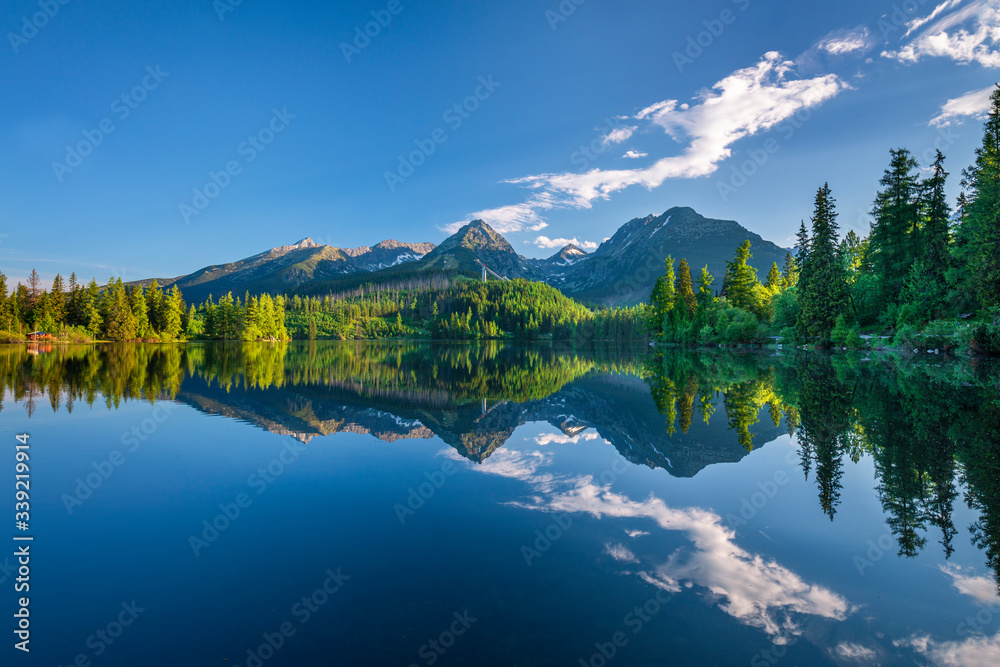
534,432,602,446
818,27,874,55
446,51,845,243
605,542,639,563
603,126,637,144
505,52,846,214
625,529,650,538
896,632,1000,666
931,84,996,125
441,193,555,234
533,236,599,251
884,0,1000,67
940,564,1000,604
833,642,878,662
512,478,852,641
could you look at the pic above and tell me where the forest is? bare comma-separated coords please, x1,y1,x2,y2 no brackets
646,85,1000,353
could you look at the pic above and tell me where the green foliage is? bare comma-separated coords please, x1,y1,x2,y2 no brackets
971,321,1000,356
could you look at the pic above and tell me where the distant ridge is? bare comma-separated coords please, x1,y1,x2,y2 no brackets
135,208,789,306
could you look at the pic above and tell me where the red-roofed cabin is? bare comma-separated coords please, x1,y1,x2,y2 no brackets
26,332,56,341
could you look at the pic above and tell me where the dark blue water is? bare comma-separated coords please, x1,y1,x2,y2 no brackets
1,343,998,666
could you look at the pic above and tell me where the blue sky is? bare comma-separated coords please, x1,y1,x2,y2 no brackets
2,0,998,285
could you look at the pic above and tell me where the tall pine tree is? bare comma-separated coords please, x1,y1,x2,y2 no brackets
797,184,849,345
960,85,1000,315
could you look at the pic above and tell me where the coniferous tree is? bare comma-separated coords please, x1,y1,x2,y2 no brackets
647,256,676,335
795,221,811,265
129,286,151,338
922,150,952,277
164,286,185,339
961,85,1000,316
725,241,762,316
104,279,138,341
0,271,9,331
81,280,103,336
781,252,799,288
797,184,849,345
50,274,66,324
696,266,715,312
146,279,165,332
674,259,697,318
67,272,80,325
766,262,783,292
870,148,922,307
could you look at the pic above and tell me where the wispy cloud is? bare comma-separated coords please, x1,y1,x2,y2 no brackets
603,126,637,144
818,27,874,55
440,193,555,234
623,150,648,159
940,563,1000,605
931,84,996,125
895,631,1000,666
465,52,844,234
532,236,599,251
604,542,639,563
512,478,852,640
883,0,1000,67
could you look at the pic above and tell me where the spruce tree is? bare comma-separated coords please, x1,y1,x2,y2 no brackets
696,266,715,312
129,286,151,339
961,85,1000,313
104,279,138,341
674,259,697,317
766,262,783,292
50,274,66,325
871,148,921,306
647,256,676,335
922,150,952,275
797,184,849,344
781,252,799,288
725,241,761,315
164,286,185,339
0,271,9,331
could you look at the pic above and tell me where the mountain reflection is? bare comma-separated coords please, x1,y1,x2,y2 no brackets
2,342,999,591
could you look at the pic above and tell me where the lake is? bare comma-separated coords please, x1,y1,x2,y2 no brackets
2,342,999,666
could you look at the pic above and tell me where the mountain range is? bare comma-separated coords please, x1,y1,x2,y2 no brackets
146,207,789,306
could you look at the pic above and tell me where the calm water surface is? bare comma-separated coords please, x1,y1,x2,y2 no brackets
2,342,999,666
